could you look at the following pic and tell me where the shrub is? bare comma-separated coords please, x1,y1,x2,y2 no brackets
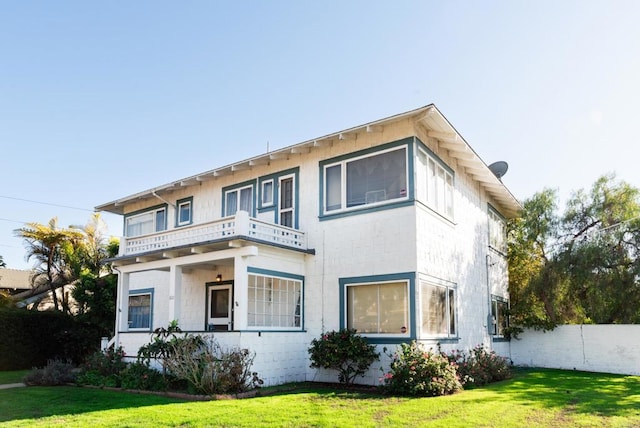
446,345,512,387
120,362,168,391
137,320,184,376
164,335,263,395
23,359,77,386
308,328,380,385
76,346,127,387
382,341,462,397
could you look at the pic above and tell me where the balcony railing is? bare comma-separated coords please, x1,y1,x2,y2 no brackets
120,211,307,256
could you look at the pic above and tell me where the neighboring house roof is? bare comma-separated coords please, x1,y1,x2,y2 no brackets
96,104,522,218
0,269,32,293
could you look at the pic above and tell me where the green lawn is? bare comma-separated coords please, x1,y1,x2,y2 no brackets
0,368,638,427
0,370,29,385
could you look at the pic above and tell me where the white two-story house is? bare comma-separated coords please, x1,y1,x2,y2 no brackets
96,104,520,386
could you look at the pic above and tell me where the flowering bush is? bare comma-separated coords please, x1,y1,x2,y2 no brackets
446,345,512,387
308,329,379,385
381,341,462,397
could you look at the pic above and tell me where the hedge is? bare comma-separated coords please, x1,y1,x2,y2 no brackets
0,307,103,370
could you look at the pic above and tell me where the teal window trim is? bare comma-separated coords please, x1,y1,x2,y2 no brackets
247,267,305,331
339,272,416,344
259,179,274,208
128,288,154,331
175,196,193,228
221,179,257,217
123,203,168,237
257,167,300,228
318,138,414,220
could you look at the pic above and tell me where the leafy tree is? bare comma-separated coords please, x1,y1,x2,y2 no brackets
508,174,640,331
0,255,6,268
14,218,83,312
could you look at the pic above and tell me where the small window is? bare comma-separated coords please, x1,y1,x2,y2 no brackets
261,180,274,207
346,281,410,336
323,146,408,214
421,281,456,338
176,197,193,227
491,296,509,336
488,206,507,253
125,206,167,237
247,273,302,330
128,291,152,330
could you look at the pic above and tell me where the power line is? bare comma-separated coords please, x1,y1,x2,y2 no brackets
0,194,94,212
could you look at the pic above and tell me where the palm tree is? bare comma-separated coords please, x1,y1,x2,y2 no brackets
14,217,83,312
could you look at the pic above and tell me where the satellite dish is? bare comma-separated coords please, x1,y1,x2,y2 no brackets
488,161,509,179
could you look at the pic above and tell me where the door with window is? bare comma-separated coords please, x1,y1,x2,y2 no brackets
206,282,233,331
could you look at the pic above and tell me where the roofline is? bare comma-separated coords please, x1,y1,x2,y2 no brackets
96,104,521,217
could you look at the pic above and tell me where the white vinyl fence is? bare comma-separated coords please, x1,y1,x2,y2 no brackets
510,325,640,376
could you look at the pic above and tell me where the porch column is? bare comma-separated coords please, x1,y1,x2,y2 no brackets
117,271,130,332
169,265,182,323
233,255,248,330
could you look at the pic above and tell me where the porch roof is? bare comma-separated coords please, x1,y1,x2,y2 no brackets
96,104,521,218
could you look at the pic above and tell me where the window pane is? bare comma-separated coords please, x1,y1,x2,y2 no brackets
448,288,456,335
155,209,166,232
280,211,293,228
240,187,253,213
326,164,342,211
346,148,406,208
128,294,151,329
126,212,154,237
262,181,273,205
422,283,447,335
347,282,408,335
178,202,191,224
226,191,238,216
248,274,302,329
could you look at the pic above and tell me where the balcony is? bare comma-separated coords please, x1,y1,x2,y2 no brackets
118,211,309,259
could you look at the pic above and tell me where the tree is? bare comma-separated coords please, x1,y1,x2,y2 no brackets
0,255,6,268
508,174,640,331
14,218,83,312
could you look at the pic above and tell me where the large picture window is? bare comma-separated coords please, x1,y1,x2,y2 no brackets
125,206,167,237
247,273,302,330
323,146,408,214
128,290,152,330
421,280,456,338
417,148,454,219
346,281,409,336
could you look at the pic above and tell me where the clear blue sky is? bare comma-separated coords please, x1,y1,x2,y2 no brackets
2,1,639,269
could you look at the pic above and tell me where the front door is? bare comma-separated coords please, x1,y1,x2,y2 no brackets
206,282,233,331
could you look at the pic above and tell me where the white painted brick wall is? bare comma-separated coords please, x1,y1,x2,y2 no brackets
510,325,640,376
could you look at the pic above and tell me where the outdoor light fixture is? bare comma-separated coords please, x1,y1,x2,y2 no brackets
216,274,222,282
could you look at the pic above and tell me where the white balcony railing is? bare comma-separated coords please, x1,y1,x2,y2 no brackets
121,211,307,256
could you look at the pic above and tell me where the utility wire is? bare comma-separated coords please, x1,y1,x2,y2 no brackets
0,194,94,212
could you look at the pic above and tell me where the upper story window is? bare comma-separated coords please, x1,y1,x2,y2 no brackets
176,197,193,227
223,182,255,217
125,205,167,237
417,147,454,219
488,205,507,253
261,180,274,207
322,145,408,215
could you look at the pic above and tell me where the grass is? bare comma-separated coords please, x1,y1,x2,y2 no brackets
0,370,29,384
0,368,638,427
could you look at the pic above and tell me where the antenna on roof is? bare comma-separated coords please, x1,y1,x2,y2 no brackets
488,161,509,180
